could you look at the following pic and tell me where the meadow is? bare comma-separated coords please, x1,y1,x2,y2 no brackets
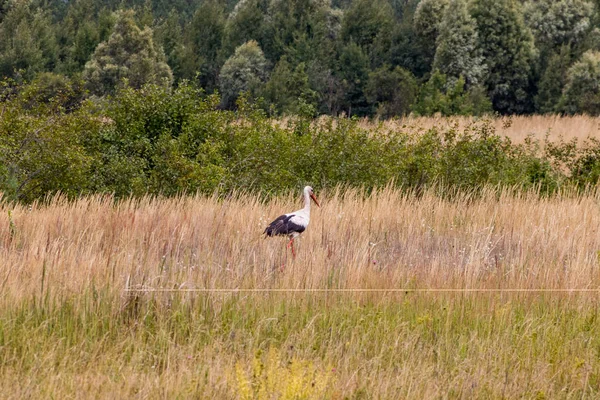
2,184,600,398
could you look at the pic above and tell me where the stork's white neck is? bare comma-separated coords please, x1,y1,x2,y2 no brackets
303,189,311,214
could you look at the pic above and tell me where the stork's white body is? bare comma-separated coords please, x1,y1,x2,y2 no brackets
264,186,320,258
281,189,313,237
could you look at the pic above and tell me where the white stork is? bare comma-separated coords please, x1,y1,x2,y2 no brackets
264,186,320,258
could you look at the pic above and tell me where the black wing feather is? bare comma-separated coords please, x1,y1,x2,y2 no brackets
264,214,306,236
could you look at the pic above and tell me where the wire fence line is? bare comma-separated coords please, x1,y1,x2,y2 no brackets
122,288,600,293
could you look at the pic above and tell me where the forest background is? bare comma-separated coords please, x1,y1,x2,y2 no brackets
4,0,600,201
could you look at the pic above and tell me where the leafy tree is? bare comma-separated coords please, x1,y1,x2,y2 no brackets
218,40,268,109
413,0,449,68
0,81,99,202
137,0,155,29
412,70,492,116
58,9,115,75
222,0,269,57
523,0,593,112
52,0,116,75
341,0,394,66
63,21,102,73
433,0,485,87
337,41,371,116
261,57,317,115
92,83,226,197
535,45,573,113
180,0,226,91
560,50,600,115
389,19,432,78
263,0,334,63
413,0,448,46
365,65,418,118
305,60,345,115
21,72,85,112
82,9,173,96
154,10,185,82
0,0,9,24
472,0,537,114
0,4,59,80
524,0,593,50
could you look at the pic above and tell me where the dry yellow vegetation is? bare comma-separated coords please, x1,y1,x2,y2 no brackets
360,114,600,143
3,186,600,296
2,187,600,398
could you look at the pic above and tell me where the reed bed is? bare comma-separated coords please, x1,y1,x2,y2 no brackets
2,187,600,398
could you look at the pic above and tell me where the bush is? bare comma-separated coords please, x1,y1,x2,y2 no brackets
0,80,100,202
4,81,600,203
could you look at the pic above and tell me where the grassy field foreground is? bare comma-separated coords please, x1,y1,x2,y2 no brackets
2,187,600,398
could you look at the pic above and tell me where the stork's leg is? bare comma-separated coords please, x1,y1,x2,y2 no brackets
287,237,296,258
291,239,296,258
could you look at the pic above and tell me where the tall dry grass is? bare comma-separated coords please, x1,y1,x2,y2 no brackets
2,187,600,398
359,115,600,143
3,186,600,297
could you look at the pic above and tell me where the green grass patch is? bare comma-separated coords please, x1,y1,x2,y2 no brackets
1,291,600,398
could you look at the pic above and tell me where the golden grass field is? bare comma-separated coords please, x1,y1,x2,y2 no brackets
366,115,600,143
3,182,600,398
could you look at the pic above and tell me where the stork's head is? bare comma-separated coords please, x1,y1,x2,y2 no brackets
304,186,320,207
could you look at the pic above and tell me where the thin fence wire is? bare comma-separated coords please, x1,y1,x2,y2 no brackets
123,288,600,293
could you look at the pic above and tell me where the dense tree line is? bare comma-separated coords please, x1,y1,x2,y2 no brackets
2,0,600,117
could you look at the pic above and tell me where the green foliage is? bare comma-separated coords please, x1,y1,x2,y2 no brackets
4,81,600,202
568,138,600,187
218,40,268,109
153,10,185,82
412,0,448,72
472,0,537,114
0,81,99,202
93,83,226,197
338,41,371,116
261,57,317,116
341,0,394,64
560,51,600,115
433,0,485,87
304,60,345,115
524,0,593,49
365,65,418,118
535,46,573,113
413,0,449,47
263,0,335,64
180,1,225,91
3,0,600,117
56,1,115,75
0,3,59,80
222,0,269,58
8,0,600,200
21,72,85,112
82,9,173,96
388,20,433,79
412,70,492,116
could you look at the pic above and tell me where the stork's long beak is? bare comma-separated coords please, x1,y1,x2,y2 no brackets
310,192,320,208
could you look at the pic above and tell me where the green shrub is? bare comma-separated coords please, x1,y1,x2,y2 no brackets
4,81,600,203
0,80,100,202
